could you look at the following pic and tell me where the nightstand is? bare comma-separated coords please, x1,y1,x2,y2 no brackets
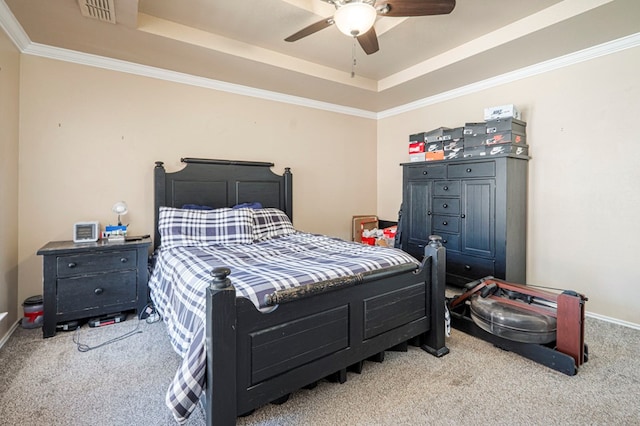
37,237,152,338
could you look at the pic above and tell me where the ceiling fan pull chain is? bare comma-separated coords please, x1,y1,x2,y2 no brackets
351,37,357,78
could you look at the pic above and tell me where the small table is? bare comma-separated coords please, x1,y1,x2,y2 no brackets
37,237,151,338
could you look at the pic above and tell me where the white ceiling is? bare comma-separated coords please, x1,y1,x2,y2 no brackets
3,0,640,112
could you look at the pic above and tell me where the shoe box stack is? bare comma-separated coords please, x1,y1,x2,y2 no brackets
407,104,528,162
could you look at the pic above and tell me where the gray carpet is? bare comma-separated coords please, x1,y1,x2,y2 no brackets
1,316,639,425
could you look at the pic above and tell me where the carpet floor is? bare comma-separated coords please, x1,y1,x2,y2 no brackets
0,315,638,425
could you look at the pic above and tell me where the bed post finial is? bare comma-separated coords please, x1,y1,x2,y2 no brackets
155,161,165,169
211,267,232,289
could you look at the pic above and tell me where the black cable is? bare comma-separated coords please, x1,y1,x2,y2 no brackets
73,319,142,352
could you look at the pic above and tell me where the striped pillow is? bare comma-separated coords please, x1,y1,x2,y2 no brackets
159,207,254,248
253,208,295,241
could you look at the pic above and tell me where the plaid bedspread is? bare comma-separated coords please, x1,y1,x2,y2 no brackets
148,232,419,423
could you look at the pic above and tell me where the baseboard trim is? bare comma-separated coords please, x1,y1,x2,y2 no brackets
587,312,640,331
0,320,21,351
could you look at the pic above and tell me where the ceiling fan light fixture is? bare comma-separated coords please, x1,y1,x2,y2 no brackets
334,2,377,37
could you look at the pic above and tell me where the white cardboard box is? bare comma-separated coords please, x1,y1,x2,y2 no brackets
484,104,521,120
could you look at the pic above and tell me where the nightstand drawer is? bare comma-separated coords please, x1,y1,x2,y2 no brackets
57,270,137,313
57,250,137,278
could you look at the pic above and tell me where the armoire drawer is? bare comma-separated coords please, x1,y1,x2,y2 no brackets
438,233,460,251
406,164,446,180
433,180,461,196
448,161,495,178
447,253,495,278
432,198,460,215
432,215,460,232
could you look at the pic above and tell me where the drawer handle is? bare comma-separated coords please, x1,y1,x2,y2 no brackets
94,288,104,295
442,221,448,226
422,171,428,175
68,262,77,268
120,257,128,263
461,214,466,218
442,239,448,244
443,203,448,208
466,168,472,173
443,186,448,191
464,265,471,271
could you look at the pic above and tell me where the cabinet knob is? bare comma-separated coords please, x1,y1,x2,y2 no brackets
443,203,448,208
442,221,448,226
427,210,432,216
120,257,128,263
466,168,472,172
422,171,428,175
442,239,448,244
94,288,104,295
461,214,466,218
68,262,76,268
464,265,471,271
443,186,448,191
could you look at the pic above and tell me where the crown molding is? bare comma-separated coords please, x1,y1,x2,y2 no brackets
1,0,638,121
377,31,640,119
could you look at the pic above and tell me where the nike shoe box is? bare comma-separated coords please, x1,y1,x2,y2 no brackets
410,153,427,162
486,117,527,134
443,139,463,152
484,104,521,120
463,146,487,158
409,142,425,154
486,144,529,156
425,151,445,161
444,148,464,160
438,127,464,141
425,127,451,143
464,122,486,136
485,131,526,145
426,141,443,152
464,134,486,148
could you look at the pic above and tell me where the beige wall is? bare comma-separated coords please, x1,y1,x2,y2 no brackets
0,28,20,339
17,55,377,315
8,34,640,338
378,46,640,325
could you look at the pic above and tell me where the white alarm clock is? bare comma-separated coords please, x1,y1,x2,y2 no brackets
73,221,100,243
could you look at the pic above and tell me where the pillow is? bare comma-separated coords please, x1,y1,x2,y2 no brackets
181,204,214,210
252,208,296,241
159,207,254,248
232,202,263,210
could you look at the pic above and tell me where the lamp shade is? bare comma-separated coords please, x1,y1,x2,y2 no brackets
334,2,377,37
112,201,128,215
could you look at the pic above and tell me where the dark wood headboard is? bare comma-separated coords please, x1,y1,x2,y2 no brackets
154,158,293,250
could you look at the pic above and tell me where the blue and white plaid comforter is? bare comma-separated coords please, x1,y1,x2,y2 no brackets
148,232,419,423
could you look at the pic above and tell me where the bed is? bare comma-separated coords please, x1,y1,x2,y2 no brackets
150,158,449,425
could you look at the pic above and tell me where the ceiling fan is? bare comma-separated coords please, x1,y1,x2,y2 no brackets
284,0,456,55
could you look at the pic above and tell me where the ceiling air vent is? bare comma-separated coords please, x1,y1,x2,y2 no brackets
78,0,116,24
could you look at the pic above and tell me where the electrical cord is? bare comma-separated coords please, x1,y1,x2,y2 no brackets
73,319,142,352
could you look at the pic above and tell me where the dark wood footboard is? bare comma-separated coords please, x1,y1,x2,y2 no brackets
205,236,448,425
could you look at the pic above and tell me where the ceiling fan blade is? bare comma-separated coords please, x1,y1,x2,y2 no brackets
357,27,379,55
285,17,335,42
376,0,456,17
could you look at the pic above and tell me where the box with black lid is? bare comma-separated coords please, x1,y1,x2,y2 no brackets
464,122,486,136
486,117,526,134
424,127,451,143
464,134,486,148
463,146,487,158
485,131,526,145
444,148,464,160
443,139,463,152
486,144,529,156
438,127,464,141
